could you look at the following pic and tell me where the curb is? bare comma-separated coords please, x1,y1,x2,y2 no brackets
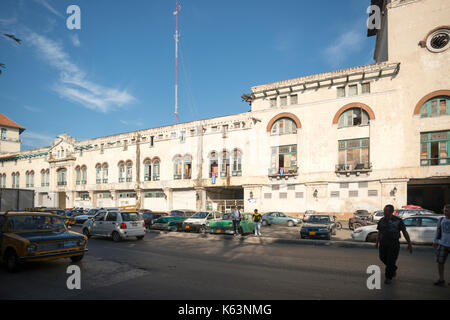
146,229,435,252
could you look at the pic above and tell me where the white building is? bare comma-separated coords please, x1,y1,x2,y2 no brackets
0,0,449,218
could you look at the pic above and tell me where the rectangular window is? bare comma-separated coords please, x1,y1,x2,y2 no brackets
271,185,279,191
279,192,288,199
270,98,277,108
150,136,154,147
338,138,370,168
330,191,340,198
349,190,358,197
100,144,104,154
349,84,358,96
420,131,450,166
264,193,272,199
337,86,345,98
1,128,6,140
280,96,287,106
295,192,304,199
290,94,298,105
287,185,296,191
361,83,370,94
271,145,297,174
368,190,378,197
340,183,349,189
358,181,368,188
123,140,128,151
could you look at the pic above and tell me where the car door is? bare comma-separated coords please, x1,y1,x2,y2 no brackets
103,212,118,236
418,217,439,244
91,211,107,235
277,212,287,224
266,212,276,224
403,217,420,242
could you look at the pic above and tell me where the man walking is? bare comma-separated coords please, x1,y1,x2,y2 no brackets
252,209,262,236
231,206,241,236
376,204,413,284
433,204,450,286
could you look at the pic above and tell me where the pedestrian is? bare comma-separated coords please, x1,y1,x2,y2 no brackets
231,205,241,236
375,204,413,284
433,204,450,286
252,209,262,236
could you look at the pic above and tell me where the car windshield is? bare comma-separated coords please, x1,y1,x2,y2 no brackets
120,212,142,221
223,213,231,220
87,209,99,215
7,215,66,232
191,212,209,219
308,216,330,224
170,211,183,216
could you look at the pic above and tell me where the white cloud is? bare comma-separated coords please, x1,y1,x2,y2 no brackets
21,131,54,148
324,28,365,67
33,0,64,18
70,34,80,47
25,32,136,113
120,120,144,127
24,105,42,112
0,16,18,26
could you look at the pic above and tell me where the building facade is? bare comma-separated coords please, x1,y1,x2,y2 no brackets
0,0,449,217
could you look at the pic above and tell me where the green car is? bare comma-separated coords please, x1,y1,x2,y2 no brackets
151,210,196,231
205,213,254,235
261,212,301,227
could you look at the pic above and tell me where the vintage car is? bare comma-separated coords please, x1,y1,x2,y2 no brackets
205,212,254,235
142,211,168,229
151,209,196,231
0,211,88,272
300,214,336,240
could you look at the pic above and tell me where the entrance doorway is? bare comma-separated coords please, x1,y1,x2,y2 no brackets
407,180,450,214
58,192,66,209
205,187,244,213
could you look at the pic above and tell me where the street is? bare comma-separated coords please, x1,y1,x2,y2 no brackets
0,229,449,300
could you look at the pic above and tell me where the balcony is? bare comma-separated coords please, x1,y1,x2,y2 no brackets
152,175,160,181
144,175,151,181
420,157,450,166
119,177,125,183
174,174,182,180
268,166,298,180
232,171,242,177
57,181,67,186
335,162,372,176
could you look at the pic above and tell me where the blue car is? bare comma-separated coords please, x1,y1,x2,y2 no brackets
300,215,336,240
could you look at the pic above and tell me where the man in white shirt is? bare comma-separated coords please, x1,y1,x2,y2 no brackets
433,204,450,286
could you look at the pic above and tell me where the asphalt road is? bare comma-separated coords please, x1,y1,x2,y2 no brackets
0,229,449,300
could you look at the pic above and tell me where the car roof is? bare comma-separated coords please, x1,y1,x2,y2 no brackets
404,215,443,219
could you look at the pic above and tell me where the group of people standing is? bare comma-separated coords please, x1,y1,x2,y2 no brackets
230,206,262,237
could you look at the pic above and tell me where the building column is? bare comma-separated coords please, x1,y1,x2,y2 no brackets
195,187,206,211
163,188,173,211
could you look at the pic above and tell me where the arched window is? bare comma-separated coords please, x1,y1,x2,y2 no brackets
25,171,30,187
270,118,297,135
152,158,160,181
209,151,218,178
15,172,20,188
75,166,81,185
232,149,242,176
220,151,230,177
29,171,34,187
118,161,125,183
173,155,182,180
45,169,50,186
102,163,108,183
126,160,133,182
11,172,15,188
81,166,87,184
338,108,370,128
183,154,192,179
419,96,449,118
57,168,67,186
95,164,101,184
144,159,152,181
1,174,5,188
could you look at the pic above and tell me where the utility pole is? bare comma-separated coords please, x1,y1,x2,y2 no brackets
174,1,180,124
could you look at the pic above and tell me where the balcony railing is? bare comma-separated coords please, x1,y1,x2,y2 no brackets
420,157,450,166
183,174,191,180
268,166,298,178
232,170,242,177
144,175,151,181
96,179,101,184
57,181,67,186
152,175,160,181
102,179,108,184
126,177,132,182
82,180,87,185
119,177,125,183
335,162,372,175
174,174,182,180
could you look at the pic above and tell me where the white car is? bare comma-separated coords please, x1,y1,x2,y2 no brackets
371,210,384,222
82,210,146,242
182,211,223,233
352,215,443,244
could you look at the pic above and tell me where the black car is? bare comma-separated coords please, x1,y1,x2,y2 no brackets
300,215,336,240
142,211,168,228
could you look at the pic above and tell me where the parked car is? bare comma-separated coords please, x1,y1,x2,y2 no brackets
300,214,336,240
302,210,317,222
182,211,223,233
66,209,88,218
82,210,145,242
352,215,443,244
394,208,436,219
74,208,101,225
205,212,254,235
262,212,301,227
348,210,375,230
151,209,196,231
0,211,88,272
142,211,168,228
371,210,384,222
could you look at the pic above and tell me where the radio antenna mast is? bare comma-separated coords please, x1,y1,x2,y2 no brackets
174,1,180,124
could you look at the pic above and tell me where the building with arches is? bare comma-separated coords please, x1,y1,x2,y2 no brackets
0,0,449,216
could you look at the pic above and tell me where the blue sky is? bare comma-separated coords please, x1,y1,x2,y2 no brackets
0,0,376,150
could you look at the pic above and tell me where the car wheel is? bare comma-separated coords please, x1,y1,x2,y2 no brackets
70,254,84,263
169,226,178,232
287,221,294,227
262,220,268,226
112,231,121,242
136,236,144,240
366,233,378,243
5,250,19,273
82,228,91,238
